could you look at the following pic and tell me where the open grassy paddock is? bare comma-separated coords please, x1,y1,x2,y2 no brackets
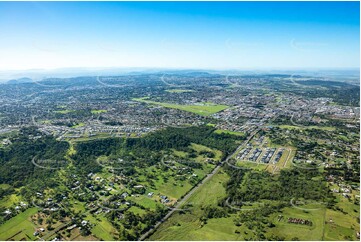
268,205,326,240
86,214,118,241
165,89,195,93
132,97,229,116
91,109,108,114
276,124,336,131
149,169,232,240
53,109,75,114
0,207,38,241
214,129,246,137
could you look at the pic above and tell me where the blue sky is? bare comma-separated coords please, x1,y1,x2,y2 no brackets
0,1,359,70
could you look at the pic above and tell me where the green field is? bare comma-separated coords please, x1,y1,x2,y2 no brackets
0,184,11,189
133,97,229,116
91,109,108,114
190,143,223,161
70,201,86,213
39,120,52,124
150,184,331,241
214,129,245,137
153,175,194,200
268,205,326,240
235,160,268,171
66,133,112,142
277,124,336,131
129,196,159,210
0,207,38,241
0,193,22,208
323,190,360,241
165,89,194,93
71,122,85,128
149,170,231,240
128,206,147,216
128,143,222,203
324,209,357,241
171,149,188,158
54,109,75,114
87,214,118,241
144,143,221,200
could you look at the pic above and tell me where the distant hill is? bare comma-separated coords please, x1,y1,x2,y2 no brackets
7,77,33,84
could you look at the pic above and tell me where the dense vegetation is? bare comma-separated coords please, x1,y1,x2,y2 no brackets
225,167,334,204
125,126,241,156
0,127,69,187
71,125,242,175
71,137,123,174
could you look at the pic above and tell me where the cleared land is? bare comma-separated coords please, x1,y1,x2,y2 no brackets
53,110,75,114
86,214,118,241
91,109,108,114
165,89,194,93
214,129,245,137
132,97,229,116
268,205,326,240
148,170,233,240
149,168,331,241
0,207,38,241
276,125,336,131
71,122,85,128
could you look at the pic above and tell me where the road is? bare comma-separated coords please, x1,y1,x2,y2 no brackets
160,75,180,87
138,128,259,241
290,114,308,128
283,148,293,168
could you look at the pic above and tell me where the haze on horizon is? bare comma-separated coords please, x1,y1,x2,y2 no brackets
0,1,359,71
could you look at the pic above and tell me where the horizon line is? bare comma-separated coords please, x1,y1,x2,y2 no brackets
0,66,360,73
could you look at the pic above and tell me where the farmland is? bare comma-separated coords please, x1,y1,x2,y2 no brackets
0,208,38,241
149,170,232,240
